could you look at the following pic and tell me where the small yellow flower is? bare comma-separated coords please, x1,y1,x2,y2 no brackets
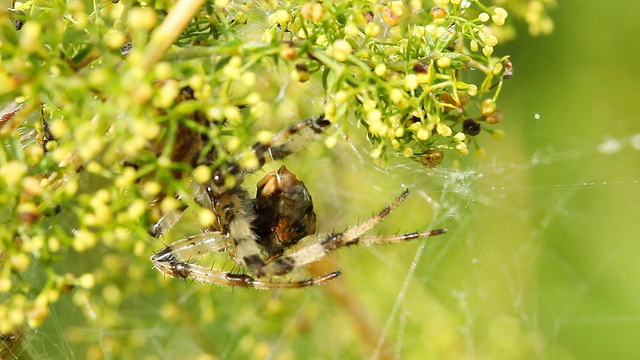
403,74,419,90
241,72,256,87
324,135,338,149
268,10,293,27
234,11,248,24
0,161,27,186
334,90,349,104
436,56,452,68
127,199,147,219
73,229,97,252
492,7,508,26
193,165,212,184
26,304,49,328
256,130,273,144
367,109,383,123
430,7,447,22
402,147,414,157
374,63,387,77
19,22,41,52
365,22,380,37
143,182,161,196
161,197,180,212
240,150,259,170
330,40,352,62
316,34,328,46
127,7,157,30
215,0,230,8
78,273,96,289
456,142,469,155
301,2,323,22
105,28,126,49
370,146,383,159
0,278,11,292
389,88,405,103
197,208,215,227
482,45,494,56
48,237,61,253
382,7,400,27
10,253,30,273
345,23,359,37
436,123,452,137
416,127,431,141
481,98,497,116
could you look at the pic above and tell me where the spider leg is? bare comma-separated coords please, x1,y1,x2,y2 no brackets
257,190,446,272
251,114,331,167
151,181,212,237
157,262,340,289
356,228,446,246
151,232,341,288
210,114,331,196
151,232,227,264
326,189,446,250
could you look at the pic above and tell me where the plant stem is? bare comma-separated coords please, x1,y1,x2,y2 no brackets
143,0,207,71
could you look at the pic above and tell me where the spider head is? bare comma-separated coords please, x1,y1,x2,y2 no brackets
254,165,316,256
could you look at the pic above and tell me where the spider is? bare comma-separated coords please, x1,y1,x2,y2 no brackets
150,114,446,289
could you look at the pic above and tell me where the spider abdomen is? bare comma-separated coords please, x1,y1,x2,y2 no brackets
254,165,317,256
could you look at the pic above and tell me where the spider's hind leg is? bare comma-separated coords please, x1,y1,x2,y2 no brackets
150,231,341,289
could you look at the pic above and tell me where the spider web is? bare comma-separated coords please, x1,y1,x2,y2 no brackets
12,83,640,360
11,2,640,358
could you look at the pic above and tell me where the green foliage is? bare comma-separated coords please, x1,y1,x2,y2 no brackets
0,0,551,357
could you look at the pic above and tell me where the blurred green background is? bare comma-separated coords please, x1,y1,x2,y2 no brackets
472,0,640,358
10,0,640,359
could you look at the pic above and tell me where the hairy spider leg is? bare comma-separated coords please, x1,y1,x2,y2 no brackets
151,231,342,289
254,189,446,273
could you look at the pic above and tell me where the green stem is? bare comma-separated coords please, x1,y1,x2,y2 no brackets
143,0,207,71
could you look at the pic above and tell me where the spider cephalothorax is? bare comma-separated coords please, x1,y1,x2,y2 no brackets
150,115,446,289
